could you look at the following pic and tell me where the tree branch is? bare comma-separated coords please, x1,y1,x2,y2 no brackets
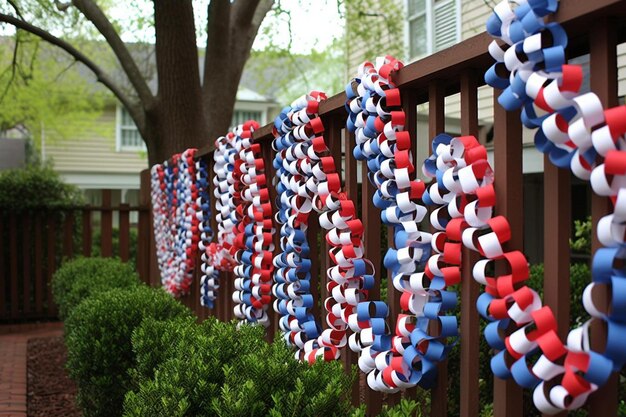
71,0,154,110
231,0,261,27
0,35,20,103
0,12,145,134
6,0,25,20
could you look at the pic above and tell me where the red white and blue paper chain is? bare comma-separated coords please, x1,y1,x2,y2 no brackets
209,133,241,274
273,92,380,363
346,57,462,391
150,149,200,297
483,0,626,412
272,95,322,352
231,121,276,326
197,157,219,308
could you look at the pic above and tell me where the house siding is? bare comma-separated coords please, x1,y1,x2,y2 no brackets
46,106,147,176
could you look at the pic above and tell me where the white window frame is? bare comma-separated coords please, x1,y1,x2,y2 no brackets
115,105,146,152
230,105,268,130
405,0,462,61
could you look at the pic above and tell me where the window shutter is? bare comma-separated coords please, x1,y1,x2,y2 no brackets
433,0,457,52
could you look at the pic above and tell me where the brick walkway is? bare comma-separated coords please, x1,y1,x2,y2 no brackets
0,323,64,417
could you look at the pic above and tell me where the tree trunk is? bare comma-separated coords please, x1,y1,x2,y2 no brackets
150,0,209,166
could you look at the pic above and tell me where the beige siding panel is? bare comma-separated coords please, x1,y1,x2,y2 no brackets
461,0,491,39
46,109,148,175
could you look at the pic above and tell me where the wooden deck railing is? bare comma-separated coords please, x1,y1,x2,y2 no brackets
2,1,625,416
0,189,151,322
145,1,626,416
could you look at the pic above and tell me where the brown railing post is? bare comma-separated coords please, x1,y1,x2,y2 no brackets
492,90,523,417
428,79,448,417
100,189,113,258
460,71,480,417
586,17,619,416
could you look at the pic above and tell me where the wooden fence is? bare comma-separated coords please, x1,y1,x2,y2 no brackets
147,1,626,416
0,189,152,322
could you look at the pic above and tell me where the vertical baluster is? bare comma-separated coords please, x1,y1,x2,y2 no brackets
460,72,480,417
429,80,448,417
586,17,619,416
492,89,524,417
343,129,361,405
0,216,4,320
362,127,383,415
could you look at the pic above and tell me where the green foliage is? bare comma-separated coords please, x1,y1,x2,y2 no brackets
569,216,592,255
65,286,192,417
124,318,355,417
0,165,83,210
51,256,140,320
378,399,423,417
527,263,591,327
91,228,139,269
344,0,404,62
0,32,106,145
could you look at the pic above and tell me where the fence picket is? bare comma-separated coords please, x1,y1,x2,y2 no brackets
100,189,113,258
119,204,130,262
9,213,18,319
34,215,44,314
82,207,92,257
0,216,5,319
46,216,57,316
22,215,31,315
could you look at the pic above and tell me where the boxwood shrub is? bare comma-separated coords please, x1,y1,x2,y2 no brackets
52,256,140,319
65,286,192,417
123,318,356,417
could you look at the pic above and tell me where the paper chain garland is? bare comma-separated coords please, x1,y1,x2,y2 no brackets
345,57,463,391
197,157,219,308
482,0,626,412
231,121,276,326
209,133,241,274
272,91,378,363
150,149,200,297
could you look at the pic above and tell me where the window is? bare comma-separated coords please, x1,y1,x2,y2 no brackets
407,0,461,60
231,110,263,129
116,106,145,151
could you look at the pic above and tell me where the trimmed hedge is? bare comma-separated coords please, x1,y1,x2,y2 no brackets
65,286,192,417
0,165,83,210
52,257,140,319
123,318,356,417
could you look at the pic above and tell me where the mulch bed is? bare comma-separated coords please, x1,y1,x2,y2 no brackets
27,336,81,417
